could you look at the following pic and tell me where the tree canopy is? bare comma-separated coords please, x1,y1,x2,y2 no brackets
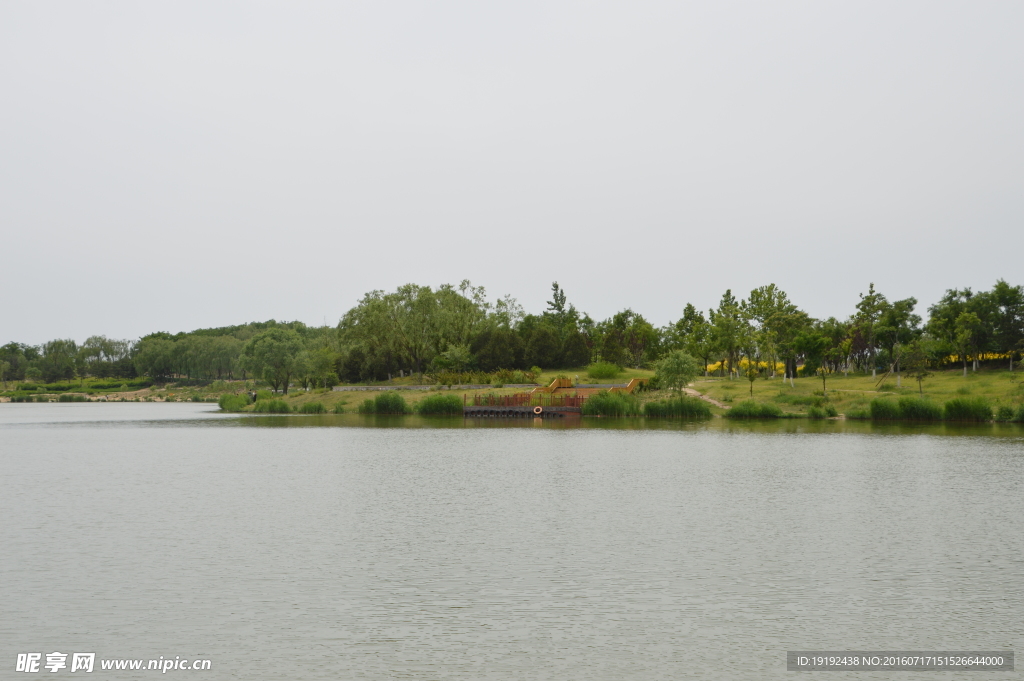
5,278,1022,392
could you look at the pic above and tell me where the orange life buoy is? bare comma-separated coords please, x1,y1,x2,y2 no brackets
533,406,543,415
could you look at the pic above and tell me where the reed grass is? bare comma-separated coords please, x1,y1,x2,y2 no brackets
943,397,992,422
357,392,411,414
253,399,291,413
642,396,711,418
415,394,464,415
581,391,640,416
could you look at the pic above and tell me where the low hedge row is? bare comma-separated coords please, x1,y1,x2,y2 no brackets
868,396,995,422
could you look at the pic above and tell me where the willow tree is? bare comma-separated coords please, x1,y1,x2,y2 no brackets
241,328,304,394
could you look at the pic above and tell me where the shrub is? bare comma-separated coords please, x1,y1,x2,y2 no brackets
89,379,153,390
643,396,711,419
725,400,783,419
10,394,50,403
490,379,504,388
655,351,700,392
253,399,291,414
255,390,274,401
944,397,992,422
586,362,620,380
995,405,1015,422
57,394,88,402
357,392,411,414
845,408,870,420
415,394,464,415
299,401,326,414
582,391,640,416
896,396,943,421
218,394,251,412
1014,405,1024,423
807,406,826,419
332,402,346,414
869,399,902,420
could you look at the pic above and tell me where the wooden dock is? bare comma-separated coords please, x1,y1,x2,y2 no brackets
463,406,580,418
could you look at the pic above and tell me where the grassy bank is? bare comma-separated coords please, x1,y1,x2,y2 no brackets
6,365,1021,424
693,367,1024,419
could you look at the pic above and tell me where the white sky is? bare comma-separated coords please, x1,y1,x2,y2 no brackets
2,1,1021,345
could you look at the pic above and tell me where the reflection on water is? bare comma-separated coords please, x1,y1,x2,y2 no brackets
4,402,1021,439
1,403,1022,679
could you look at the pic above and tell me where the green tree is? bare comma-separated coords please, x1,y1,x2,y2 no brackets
0,360,9,390
525,325,560,369
903,338,933,395
40,339,79,383
134,337,176,380
241,328,304,394
340,284,438,374
794,329,831,395
855,283,887,378
710,291,748,379
432,343,474,373
954,312,983,377
746,364,759,396
743,284,798,377
0,343,30,381
685,310,717,377
432,281,489,350
471,327,522,371
990,279,1024,370
877,297,920,386
560,330,591,368
655,350,701,393
926,287,996,372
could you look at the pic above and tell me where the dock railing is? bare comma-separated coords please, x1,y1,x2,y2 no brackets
469,392,587,408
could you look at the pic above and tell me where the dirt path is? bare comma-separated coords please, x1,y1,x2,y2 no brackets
683,387,730,409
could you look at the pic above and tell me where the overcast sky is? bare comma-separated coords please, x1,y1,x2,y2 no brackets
2,1,1021,345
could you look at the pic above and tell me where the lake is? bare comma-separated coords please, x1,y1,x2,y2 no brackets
2,403,1021,679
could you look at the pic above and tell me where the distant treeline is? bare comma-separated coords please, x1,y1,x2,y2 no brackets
3,280,1022,391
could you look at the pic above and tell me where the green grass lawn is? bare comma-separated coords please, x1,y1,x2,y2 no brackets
252,365,658,413
692,367,1024,417
13,365,1017,420
534,366,655,386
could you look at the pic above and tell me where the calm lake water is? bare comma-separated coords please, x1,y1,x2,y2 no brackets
2,403,1022,679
